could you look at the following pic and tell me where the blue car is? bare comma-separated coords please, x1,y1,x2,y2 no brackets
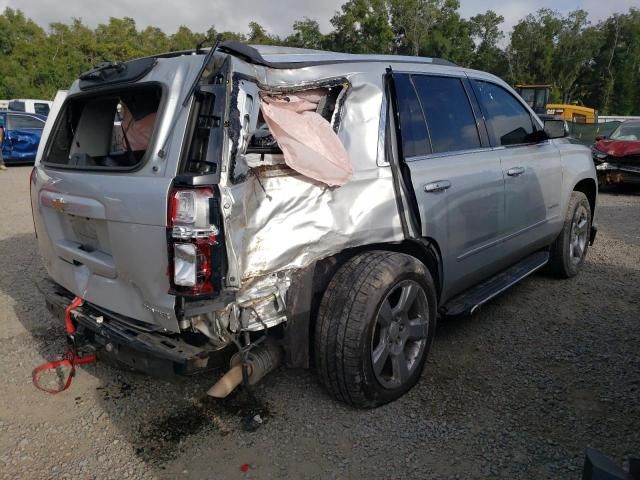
0,111,46,164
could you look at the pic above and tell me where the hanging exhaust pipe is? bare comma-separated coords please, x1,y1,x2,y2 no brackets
207,342,282,398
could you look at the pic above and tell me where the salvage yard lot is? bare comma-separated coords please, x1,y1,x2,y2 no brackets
0,165,638,479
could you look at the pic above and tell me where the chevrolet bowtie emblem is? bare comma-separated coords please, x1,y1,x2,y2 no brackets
51,198,66,212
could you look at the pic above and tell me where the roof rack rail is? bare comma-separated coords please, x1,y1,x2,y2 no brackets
217,41,457,69
146,42,457,69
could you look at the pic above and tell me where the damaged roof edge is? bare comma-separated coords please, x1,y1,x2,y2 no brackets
145,41,457,69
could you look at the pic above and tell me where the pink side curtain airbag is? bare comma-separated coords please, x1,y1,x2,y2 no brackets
259,91,352,186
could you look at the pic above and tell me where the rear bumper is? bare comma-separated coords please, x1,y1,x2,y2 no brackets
41,279,229,377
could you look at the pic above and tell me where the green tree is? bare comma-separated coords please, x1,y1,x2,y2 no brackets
507,9,563,86
469,10,507,75
390,0,461,57
552,10,600,103
170,25,205,51
329,0,394,54
583,9,640,114
94,17,142,62
247,21,280,45
285,18,325,49
1,5,639,115
0,8,49,98
140,26,171,55
424,9,474,66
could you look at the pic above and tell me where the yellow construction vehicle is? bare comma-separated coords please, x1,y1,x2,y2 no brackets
515,84,597,123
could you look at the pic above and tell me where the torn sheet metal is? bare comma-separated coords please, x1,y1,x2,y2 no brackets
223,166,403,280
219,72,402,284
259,90,352,186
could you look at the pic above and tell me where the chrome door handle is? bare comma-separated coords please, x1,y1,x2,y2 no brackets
506,167,525,177
424,180,451,192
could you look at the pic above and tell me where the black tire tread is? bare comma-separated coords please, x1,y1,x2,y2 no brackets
315,250,432,407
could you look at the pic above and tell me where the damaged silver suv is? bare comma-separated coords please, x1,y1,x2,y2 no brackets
31,43,598,407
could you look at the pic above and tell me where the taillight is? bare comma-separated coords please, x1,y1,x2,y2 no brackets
167,186,218,296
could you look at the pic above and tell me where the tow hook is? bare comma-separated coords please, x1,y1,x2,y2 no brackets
207,342,282,398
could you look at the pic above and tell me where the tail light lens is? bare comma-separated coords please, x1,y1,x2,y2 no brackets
167,186,218,296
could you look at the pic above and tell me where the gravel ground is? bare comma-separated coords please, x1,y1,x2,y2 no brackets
0,165,638,479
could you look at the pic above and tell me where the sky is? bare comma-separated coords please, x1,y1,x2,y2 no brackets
1,0,636,38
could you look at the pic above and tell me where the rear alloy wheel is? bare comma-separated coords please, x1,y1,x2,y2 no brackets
315,251,437,408
371,280,429,389
548,191,592,278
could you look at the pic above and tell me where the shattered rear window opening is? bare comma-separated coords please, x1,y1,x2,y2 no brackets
247,84,346,156
44,84,162,170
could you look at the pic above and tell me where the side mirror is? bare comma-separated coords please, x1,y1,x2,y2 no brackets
595,134,606,141
543,119,568,139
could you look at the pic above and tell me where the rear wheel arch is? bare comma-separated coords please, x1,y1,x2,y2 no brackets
313,239,443,303
287,240,443,370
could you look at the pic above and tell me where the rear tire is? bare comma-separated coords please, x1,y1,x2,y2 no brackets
547,191,592,278
314,251,437,408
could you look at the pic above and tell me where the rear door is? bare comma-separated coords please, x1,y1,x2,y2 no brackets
391,72,506,300
471,79,563,254
5,113,44,161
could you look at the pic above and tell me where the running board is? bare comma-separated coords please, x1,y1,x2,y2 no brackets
442,251,549,317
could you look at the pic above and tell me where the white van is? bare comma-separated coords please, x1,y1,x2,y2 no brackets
8,99,53,116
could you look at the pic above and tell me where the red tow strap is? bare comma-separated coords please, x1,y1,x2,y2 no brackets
32,297,97,393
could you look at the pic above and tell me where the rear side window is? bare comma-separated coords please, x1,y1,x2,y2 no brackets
34,103,50,116
7,115,44,130
473,81,535,146
393,74,430,158
45,85,161,170
8,100,25,112
412,75,481,153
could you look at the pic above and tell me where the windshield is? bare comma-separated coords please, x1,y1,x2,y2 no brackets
44,84,161,170
610,122,640,141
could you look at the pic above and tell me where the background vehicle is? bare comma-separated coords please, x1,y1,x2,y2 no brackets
31,44,598,407
592,119,640,185
515,84,597,123
8,99,53,116
0,111,45,164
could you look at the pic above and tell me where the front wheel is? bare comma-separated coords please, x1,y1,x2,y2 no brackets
314,251,437,408
547,191,592,278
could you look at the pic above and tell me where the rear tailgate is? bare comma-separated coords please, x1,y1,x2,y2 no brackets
30,57,206,333
30,54,231,333
32,170,177,331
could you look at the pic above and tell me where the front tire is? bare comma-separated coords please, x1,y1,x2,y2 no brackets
314,251,437,408
547,191,592,278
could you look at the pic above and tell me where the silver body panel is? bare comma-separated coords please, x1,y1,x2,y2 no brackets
31,46,597,336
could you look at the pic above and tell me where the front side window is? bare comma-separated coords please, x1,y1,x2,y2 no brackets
7,115,45,130
474,80,535,146
393,74,430,158
45,85,161,170
413,75,481,154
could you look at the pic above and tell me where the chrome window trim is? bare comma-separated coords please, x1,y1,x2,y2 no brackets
405,146,494,162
